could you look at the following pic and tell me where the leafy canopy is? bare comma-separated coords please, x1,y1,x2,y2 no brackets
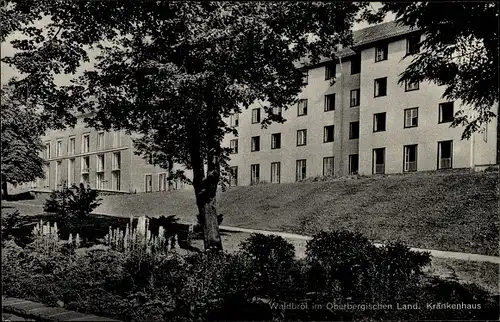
1,85,45,185
1,1,378,188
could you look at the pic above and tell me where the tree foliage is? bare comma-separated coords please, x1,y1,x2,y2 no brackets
1,1,380,249
1,85,45,192
380,2,499,139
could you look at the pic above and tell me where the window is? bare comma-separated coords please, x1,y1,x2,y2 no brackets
82,134,90,153
302,70,308,85
158,173,168,191
373,113,387,132
350,89,360,107
272,106,282,117
404,108,419,128
296,159,307,181
68,137,75,155
250,164,260,185
373,148,385,174
230,139,239,154
271,162,281,183
297,129,307,146
96,173,105,190
349,122,359,139
112,152,121,170
439,102,454,123
112,171,121,191
251,136,260,152
97,154,105,172
374,77,387,97
349,154,359,174
404,145,418,172
325,63,336,80
44,164,50,188
405,80,419,92
145,174,153,192
230,166,238,186
56,140,63,157
81,156,90,173
297,99,308,116
67,159,75,188
230,113,239,127
323,157,334,176
438,140,453,169
112,131,121,148
97,132,105,150
251,108,261,124
44,142,51,159
351,53,361,74
324,94,335,111
375,44,388,62
55,161,62,189
407,34,420,55
271,133,281,149
323,125,334,143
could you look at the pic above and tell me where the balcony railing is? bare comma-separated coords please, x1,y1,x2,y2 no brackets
440,158,452,169
375,164,385,174
405,161,417,172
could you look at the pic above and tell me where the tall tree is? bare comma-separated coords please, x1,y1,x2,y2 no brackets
379,2,499,162
1,85,45,198
1,1,378,249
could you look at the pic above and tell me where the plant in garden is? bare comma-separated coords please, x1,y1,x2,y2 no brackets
43,183,102,219
1,85,45,199
105,216,176,255
2,1,382,250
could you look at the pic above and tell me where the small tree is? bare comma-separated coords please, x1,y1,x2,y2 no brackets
1,85,45,198
44,183,102,219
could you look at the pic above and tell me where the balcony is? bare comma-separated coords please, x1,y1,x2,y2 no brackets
440,158,452,169
81,168,90,174
405,161,417,172
374,164,385,174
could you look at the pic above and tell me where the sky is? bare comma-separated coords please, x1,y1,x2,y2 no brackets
0,3,395,85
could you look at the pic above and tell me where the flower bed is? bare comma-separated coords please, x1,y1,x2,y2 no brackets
2,216,498,321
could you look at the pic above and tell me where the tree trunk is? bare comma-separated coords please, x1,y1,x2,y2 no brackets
2,181,8,200
197,191,223,251
187,118,223,251
167,157,174,191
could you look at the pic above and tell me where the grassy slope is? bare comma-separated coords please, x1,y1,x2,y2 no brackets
9,169,498,256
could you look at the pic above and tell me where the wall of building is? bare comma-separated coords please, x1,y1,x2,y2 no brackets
357,36,497,175
222,57,360,186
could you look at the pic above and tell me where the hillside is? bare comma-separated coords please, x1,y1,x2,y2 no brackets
94,169,499,256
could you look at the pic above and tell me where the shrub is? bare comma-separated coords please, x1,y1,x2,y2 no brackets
239,234,306,302
43,183,102,219
1,210,22,245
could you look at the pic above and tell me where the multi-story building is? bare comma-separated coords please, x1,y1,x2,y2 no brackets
31,114,187,194
222,21,497,186
10,21,497,195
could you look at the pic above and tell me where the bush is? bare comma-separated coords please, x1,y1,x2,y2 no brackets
44,183,102,219
3,228,498,321
239,234,306,303
1,210,34,247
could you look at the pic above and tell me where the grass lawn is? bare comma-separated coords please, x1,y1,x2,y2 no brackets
98,169,499,256
4,169,498,255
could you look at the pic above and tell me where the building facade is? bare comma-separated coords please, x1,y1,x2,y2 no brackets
31,115,187,194
222,21,498,186
11,21,497,195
